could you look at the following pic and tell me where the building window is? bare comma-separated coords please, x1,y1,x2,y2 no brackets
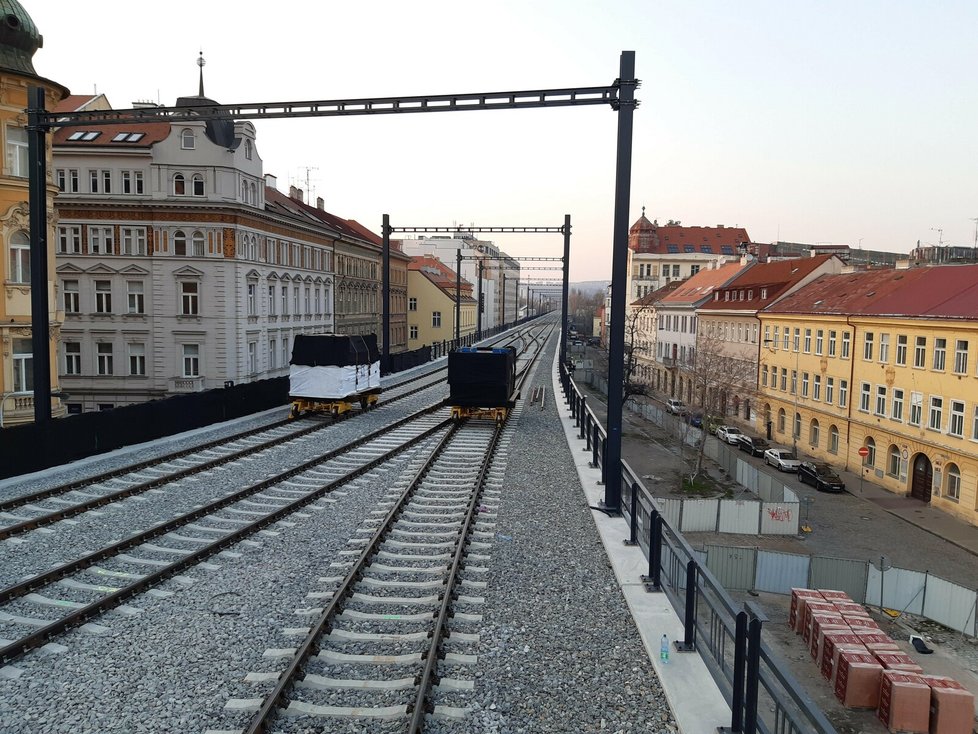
779,368,787,392
247,283,257,315
761,368,769,388
63,279,79,313
89,226,114,255
192,231,205,257
182,344,200,377
782,327,789,350
192,174,204,196
6,125,28,177
892,388,904,421
248,341,257,374
293,286,300,314
955,340,969,374
791,370,798,395
8,231,29,283
825,377,834,404
909,392,923,426
409,325,418,340
773,326,780,348
128,343,146,376
64,341,81,375
127,281,144,314
841,332,851,359
933,338,946,371
875,386,887,416
58,225,82,254
829,425,840,454
12,338,32,392
879,333,889,363
972,406,978,441
813,374,822,401
432,311,442,328
914,336,926,368
269,339,277,369
180,281,199,315
304,286,311,314
173,173,186,196
801,372,809,397
793,328,800,351
89,169,99,193
777,408,786,433
950,400,965,437
122,170,145,195
181,129,195,149
929,396,943,431
409,297,417,312
101,170,111,193
804,329,812,353
946,464,961,501
173,230,187,256
839,379,848,407
863,332,874,361
121,227,147,256
268,284,276,315
96,343,113,375
95,280,112,313
859,382,871,412
245,139,253,160
281,285,288,315
896,335,907,366
809,419,820,447
887,445,901,478
281,338,289,368
793,412,801,440
864,437,876,467
828,330,837,356
815,330,824,355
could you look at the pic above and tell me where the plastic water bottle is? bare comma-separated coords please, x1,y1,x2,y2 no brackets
660,634,670,664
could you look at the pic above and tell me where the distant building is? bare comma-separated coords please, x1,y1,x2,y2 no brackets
407,255,476,348
0,1,69,426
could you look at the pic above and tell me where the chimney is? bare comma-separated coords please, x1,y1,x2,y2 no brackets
717,224,724,229
264,174,277,191
317,197,324,210
296,188,304,203
289,185,298,199
895,259,911,270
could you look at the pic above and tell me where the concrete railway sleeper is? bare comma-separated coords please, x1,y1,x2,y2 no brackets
235,416,506,734
0,406,456,665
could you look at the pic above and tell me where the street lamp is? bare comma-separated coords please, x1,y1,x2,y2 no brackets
763,334,801,455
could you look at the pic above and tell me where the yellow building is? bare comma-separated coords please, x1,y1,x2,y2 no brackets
760,264,978,526
407,255,476,349
0,3,68,426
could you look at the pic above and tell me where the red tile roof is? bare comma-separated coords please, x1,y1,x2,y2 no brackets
659,260,754,306
764,267,932,315
630,278,684,307
409,255,475,300
629,214,751,255
53,95,103,113
702,255,841,312
52,118,170,147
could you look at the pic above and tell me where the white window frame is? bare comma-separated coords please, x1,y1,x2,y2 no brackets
182,344,200,377
128,342,146,376
126,280,144,314
8,231,29,283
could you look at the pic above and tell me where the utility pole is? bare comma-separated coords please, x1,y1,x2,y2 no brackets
970,218,978,261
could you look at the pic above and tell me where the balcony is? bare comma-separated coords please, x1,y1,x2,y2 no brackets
169,376,205,393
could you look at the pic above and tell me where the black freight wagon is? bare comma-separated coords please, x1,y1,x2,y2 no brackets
288,334,382,417
447,346,517,422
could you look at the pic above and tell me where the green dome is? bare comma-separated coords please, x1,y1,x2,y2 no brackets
0,0,41,76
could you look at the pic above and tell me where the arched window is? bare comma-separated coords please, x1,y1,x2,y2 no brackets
946,463,961,501
242,181,249,203
181,128,195,149
829,425,840,454
9,231,30,283
192,231,205,257
173,230,187,256
192,174,204,196
887,445,901,477
809,419,820,447
777,408,786,433
250,182,257,203
864,437,876,467
245,139,253,160
173,173,185,196
793,412,801,440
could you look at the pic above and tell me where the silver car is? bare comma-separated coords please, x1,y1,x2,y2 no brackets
715,425,743,444
764,448,800,472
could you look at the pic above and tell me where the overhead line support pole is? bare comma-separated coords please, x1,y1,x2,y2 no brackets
382,214,391,364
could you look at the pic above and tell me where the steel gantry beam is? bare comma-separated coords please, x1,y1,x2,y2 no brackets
27,52,637,517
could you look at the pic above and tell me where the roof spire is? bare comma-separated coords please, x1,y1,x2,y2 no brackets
641,205,646,217
197,51,206,97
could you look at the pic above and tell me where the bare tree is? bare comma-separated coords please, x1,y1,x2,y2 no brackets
622,299,656,407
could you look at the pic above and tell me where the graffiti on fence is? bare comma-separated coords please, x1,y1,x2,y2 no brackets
767,506,792,522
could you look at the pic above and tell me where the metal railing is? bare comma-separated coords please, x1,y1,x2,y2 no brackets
559,362,837,734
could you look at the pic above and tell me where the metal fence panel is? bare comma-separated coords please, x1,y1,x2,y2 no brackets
760,502,800,535
657,498,682,529
680,499,719,532
706,544,757,591
717,500,760,534
921,575,978,636
809,556,869,603
736,461,759,493
755,472,784,502
755,550,811,594
865,566,926,616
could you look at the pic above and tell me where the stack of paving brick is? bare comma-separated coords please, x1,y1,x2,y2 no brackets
789,588,976,733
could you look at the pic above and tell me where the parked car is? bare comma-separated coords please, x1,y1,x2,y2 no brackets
797,461,846,492
764,448,801,472
684,412,703,428
665,398,687,415
715,425,743,444
736,434,770,457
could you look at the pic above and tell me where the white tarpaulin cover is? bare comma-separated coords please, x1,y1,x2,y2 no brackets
289,362,380,400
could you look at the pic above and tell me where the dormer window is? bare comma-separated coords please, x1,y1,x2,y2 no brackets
760,288,768,299
181,128,196,150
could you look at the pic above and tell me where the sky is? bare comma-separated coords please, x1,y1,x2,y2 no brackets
25,1,978,282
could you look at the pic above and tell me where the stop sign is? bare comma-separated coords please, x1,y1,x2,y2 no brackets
858,446,869,458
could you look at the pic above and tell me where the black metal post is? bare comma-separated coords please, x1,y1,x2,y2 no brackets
579,396,586,439
561,214,571,368
455,248,462,343
381,214,391,363
720,610,749,734
642,508,663,591
27,87,51,426
501,273,506,327
625,482,638,546
743,602,768,734
591,424,600,468
603,50,637,512
477,259,484,336
599,437,607,485
675,560,697,651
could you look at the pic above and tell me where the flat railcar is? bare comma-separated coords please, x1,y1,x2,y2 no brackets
288,334,381,418
447,346,518,422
